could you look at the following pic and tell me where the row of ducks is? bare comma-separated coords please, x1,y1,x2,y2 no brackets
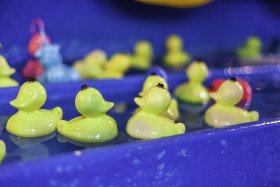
1,34,263,87
4,75,183,142
0,34,189,87
4,61,259,139
73,34,191,80
0,62,260,163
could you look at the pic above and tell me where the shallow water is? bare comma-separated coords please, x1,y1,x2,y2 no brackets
0,88,279,164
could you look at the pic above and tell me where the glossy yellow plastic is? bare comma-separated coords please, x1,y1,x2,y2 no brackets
0,140,6,163
237,36,262,60
102,53,131,79
139,74,168,96
74,50,107,79
204,78,259,128
161,98,179,121
6,79,63,138
138,73,179,120
164,35,191,67
127,84,185,140
0,55,19,87
131,41,153,70
135,0,213,8
57,85,118,143
174,61,209,103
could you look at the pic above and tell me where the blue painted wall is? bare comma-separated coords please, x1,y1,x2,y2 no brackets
0,0,280,65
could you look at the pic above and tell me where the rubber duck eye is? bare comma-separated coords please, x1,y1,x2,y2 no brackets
81,84,88,91
150,72,157,76
230,77,237,81
157,83,164,88
195,58,203,63
28,77,36,82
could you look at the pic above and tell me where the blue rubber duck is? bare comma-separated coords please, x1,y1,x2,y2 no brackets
35,30,80,83
145,65,168,81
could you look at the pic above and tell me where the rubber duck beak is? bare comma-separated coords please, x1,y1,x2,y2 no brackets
102,101,114,113
7,68,15,75
209,92,219,101
10,97,27,109
1,67,15,76
134,97,144,107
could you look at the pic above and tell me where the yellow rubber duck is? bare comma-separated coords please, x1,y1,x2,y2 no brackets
127,83,185,140
138,73,179,121
130,41,153,70
102,53,131,79
0,55,19,87
237,36,262,60
205,78,259,128
0,140,5,163
6,78,63,138
57,85,118,143
164,35,191,67
174,60,209,104
74,50,107,79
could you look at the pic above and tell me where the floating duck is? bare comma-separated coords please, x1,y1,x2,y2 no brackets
237,36,262,60
6,78,63,137
145,65,168,80
0,55,19,87
0,140,5,163
57,85,118,143
138,73,179,120
127,83,185,140
102,53,131,79
35,30,80,83
164,34,191,67
74,49,107,79
174,61,209,104
130,41,153,70
204,78,259,128
208,78,253,109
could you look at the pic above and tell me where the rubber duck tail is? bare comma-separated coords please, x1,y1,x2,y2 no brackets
176,123,186,134
57,120,68,130
53,107,63,120
249,111,259,121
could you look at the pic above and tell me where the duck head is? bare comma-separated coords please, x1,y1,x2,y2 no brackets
166,34,183,51
84,49,107,67
139,73,168,97
246,36,261,50
186,61,208,83
10,78,47,111
135,41,153,57
135,83,171,115
209,77,243,106
105,53,131,73
0,56,16,77
75,85,114,117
